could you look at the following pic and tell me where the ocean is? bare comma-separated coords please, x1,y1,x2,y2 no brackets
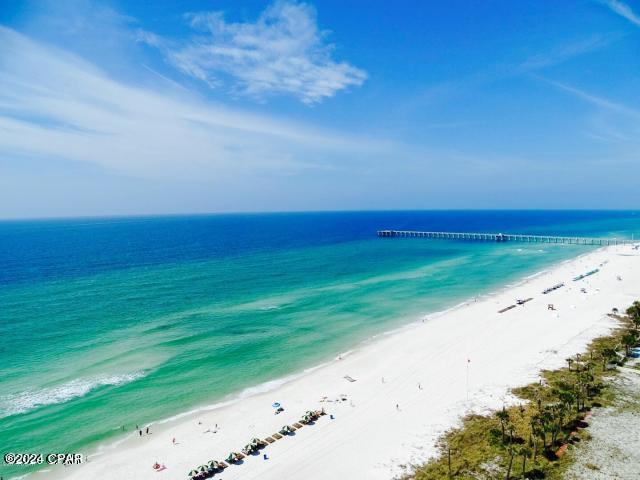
1,210,639,479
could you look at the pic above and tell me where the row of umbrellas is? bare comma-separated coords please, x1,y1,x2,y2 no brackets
242,437,266,455
187,408,325,478
188,460,222,479
300,410,320,424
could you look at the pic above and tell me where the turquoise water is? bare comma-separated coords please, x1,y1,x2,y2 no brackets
1,211,639,478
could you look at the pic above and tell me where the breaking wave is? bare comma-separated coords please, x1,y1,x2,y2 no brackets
0,372,145,418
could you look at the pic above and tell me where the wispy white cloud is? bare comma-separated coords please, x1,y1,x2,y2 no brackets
0,26,384,183
518,35,615,71
604,0,640,26
538,77,640,119
138,1,366,104
537,76,640,147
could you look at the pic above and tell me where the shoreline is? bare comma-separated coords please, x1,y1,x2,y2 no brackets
38,243,640,480
25,248,567,470
37,247,584,465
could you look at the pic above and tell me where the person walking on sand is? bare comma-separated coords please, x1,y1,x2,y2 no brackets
396,404,399,411
139,430,142,437
146,426,150,434
172,437,176,445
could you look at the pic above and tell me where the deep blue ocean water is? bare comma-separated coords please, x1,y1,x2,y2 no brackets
1,210,639,478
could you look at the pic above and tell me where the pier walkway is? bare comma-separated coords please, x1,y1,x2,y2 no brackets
377,230,634,246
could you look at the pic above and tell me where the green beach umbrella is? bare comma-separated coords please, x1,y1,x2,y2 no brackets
189,469,199,477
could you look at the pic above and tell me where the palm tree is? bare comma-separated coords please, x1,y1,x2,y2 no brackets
537,410,552,450
504,444,517,480
622,332,638,356
626,300,640,324
530,416,541,461
565,357,574,371
627,302,640,332
602,347,617,369
496,407,510,443
520,445,532,478
548,404,564,445
557,389,574,425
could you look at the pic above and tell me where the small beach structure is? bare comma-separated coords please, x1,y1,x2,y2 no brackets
242,437,266,455
498,304,516,313
225,452,243,464
279,425,294,435
300,410,321,424
543,282,564,294
573,268,599,282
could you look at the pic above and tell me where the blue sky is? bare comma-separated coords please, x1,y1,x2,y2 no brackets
0,0,639,218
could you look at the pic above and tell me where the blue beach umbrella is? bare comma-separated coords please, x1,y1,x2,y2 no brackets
272,402,281,408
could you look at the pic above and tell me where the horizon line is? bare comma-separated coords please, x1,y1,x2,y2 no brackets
0,208,638,223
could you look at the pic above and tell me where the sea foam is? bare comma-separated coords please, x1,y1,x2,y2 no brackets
0,372,144,418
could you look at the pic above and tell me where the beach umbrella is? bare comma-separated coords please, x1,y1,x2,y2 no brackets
189,469,199,477
198,465,208,472
272,402,281,408
207,460,217,468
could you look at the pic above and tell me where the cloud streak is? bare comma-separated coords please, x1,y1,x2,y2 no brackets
539,77,640,119
604,0,640,26
518,35,615,71
139,1,367,104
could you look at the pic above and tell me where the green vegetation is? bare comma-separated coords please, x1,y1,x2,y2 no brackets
408,302,640,480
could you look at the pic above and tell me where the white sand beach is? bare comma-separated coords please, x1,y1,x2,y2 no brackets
46,244,640,480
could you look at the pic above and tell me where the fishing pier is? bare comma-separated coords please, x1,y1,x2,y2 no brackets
377,230,634,246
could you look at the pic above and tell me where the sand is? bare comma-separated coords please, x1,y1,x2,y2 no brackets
44,244,640,480
565,360,640,480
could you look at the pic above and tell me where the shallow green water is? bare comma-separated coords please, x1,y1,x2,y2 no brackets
1,211,638,478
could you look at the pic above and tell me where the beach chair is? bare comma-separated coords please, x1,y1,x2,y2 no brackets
293,422,303,429
265,436,276,444
272,433,283,439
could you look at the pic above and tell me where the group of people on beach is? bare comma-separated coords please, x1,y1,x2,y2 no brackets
120,424,152,436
